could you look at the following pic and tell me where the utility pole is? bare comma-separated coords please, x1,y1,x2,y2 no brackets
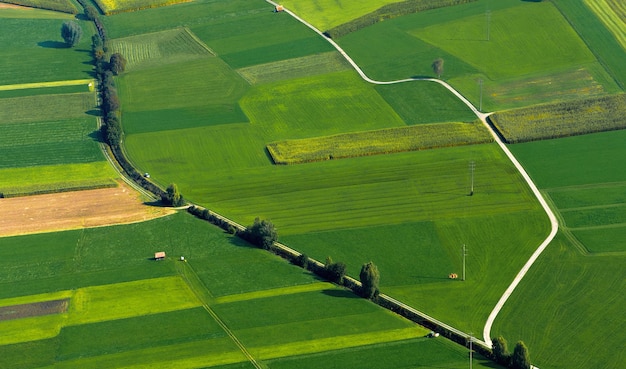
469,161,475,196
462,244,467,281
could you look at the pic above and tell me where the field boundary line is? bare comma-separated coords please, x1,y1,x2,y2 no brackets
268,0,559,350
0,79,94,91
176,261,263,369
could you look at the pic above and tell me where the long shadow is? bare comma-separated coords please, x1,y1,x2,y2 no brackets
38,41,68,49
88,129,104,143
322,289,359,299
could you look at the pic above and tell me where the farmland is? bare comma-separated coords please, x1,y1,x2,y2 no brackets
0,213,501,368
338,0,622,110
2,0,625,368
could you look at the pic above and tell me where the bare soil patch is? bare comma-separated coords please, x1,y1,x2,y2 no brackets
0,181,174,237
0,299,69,321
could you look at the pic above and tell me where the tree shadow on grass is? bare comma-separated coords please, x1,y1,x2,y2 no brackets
322,289,359,299
38,41,68,49
88,129,104,143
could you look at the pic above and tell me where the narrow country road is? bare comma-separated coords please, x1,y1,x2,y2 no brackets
267,0,559,347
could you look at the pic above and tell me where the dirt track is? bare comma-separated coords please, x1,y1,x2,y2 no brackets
0,182,174,237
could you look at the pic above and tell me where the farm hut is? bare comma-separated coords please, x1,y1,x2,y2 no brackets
275,5,284,12
154,251,166,260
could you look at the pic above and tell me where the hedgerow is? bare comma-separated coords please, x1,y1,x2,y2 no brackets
267,121,492,164
325,0,477,38
489,94,626,143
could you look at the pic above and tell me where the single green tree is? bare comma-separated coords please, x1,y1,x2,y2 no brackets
511,341,531,369
492,336,510,366
162,183,185,207
359,261,380,299
109,53,127,75
432,58,444,78
61,21,82,47
84,5,99,21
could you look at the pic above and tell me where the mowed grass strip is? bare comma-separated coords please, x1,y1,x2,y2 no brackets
214,282,332,304
585,0,626,50
236,51,350,85
108,27,213,71
0,93,94,124
252,327,427,360
67,276,201,325
490,94,626,143
267,121,492,164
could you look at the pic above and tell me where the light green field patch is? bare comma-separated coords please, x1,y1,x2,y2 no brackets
0,290,72,308
585,0,626,50
240,71,405,140
0,93,95,125
237,52,350,85
412,2,596,80
214,282,332,304
67,276,201,325
267,121,492,164
252,327,428,360
95,0,189,15
0,162,117,196
279,0,403,31
108,27,213,71
0,314,65,345
0,79,94,91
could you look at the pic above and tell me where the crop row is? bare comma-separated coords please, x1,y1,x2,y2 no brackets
585,0,626,50
489,94,626,143
267,121,492,164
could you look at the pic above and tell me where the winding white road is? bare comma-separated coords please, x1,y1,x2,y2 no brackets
266,1,558,347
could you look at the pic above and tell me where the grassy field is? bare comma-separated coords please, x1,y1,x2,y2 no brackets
0,212,502,368
94,0,188,15
499,131,626,368
267,121,492,164
0,14,93,85
338,0,622,110
0,0,78,13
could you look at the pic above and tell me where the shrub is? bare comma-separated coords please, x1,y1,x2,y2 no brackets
240,218,277,250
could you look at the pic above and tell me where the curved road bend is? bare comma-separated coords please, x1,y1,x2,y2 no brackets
267,1,559,347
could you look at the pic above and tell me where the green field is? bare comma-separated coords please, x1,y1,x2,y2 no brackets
0,13,93,85
338,0,622,110
585,0,626,50
0,212,502,368
497,130,626,368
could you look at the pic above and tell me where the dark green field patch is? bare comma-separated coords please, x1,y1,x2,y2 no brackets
0,119,102,169
572,226,626,253
561,205,626,229
0,337,58,369
57,307,224,360
547,184,626,209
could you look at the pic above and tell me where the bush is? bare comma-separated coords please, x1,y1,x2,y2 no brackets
295,253,309,268
240,218,278,250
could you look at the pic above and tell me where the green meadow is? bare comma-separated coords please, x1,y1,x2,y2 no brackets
497,130,626,368
0,212,501,368
338,0,622,110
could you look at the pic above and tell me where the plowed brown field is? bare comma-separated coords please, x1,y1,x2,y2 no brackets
0,182,174,237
